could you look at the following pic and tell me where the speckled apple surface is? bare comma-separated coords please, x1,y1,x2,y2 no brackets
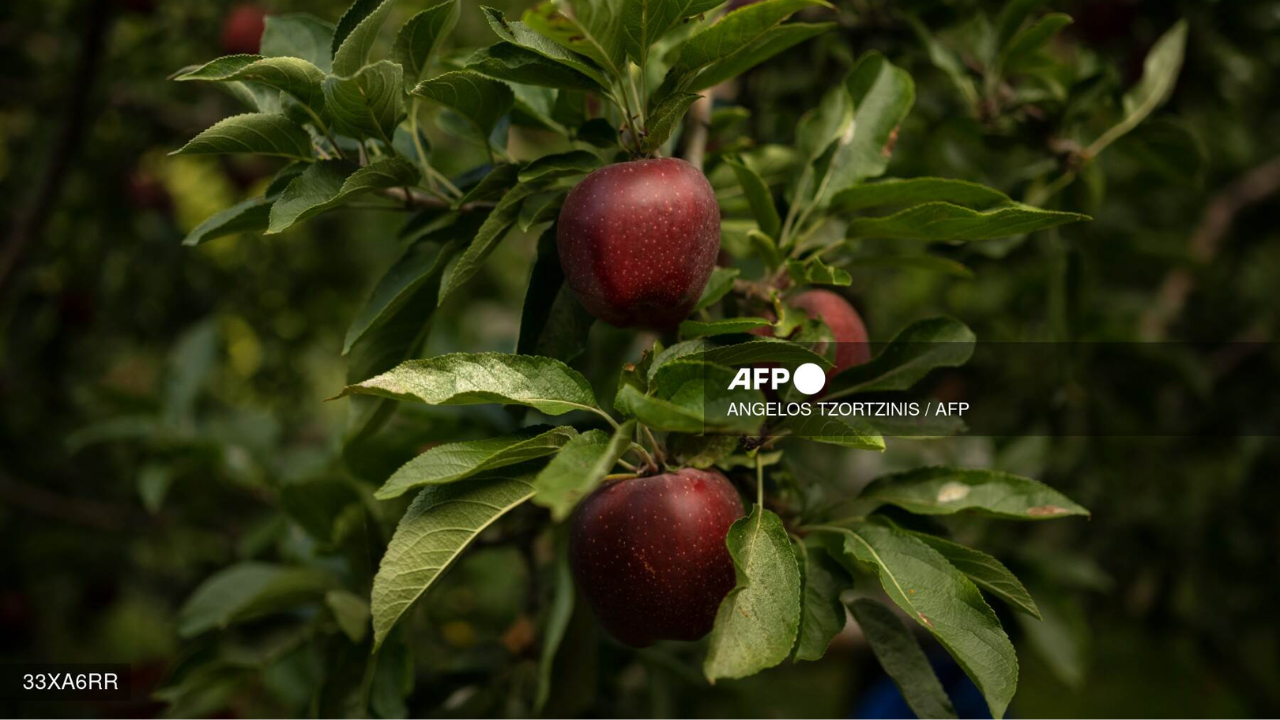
569,469,744,647
557,158,720,329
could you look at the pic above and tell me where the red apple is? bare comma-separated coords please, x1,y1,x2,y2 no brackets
569,468,744,647
220,4,266,56
790,289,871,374
557,158,721,329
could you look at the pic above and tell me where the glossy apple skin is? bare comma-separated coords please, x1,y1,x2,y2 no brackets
221,5,266,55
569,469,744,647
557,158,721,329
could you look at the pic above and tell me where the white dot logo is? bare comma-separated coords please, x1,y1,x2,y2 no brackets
792,363,826,396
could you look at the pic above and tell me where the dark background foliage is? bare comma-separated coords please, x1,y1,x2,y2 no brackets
1,0,1278,717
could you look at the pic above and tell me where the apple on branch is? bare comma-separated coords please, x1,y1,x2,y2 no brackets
557,158,721,329
569,469,744,647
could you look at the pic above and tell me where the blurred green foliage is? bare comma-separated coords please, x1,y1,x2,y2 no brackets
1,0,1278,717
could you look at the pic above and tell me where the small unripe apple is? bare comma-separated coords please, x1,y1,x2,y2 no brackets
569,468,744,647
221,4,266,56
557,158,721,329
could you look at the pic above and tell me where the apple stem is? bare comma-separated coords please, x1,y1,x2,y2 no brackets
755,453,765,508
641,425,666,466
627,443,657,473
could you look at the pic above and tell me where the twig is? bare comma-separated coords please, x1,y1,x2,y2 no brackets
682,94,714,170
0,0,110,291
379,187,495,212
1139,156,1280,340
0,471,142,532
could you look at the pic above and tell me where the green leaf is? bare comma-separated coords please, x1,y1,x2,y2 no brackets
859,466,1089,520
437,182,536,302
278,478,362,544
519,191,567,231
829,524,1017,719
831,177,1010,212
673,0,827,75
413,70,515,141
646,338,712,379
332,0,398,76
613,347,655,412
796,83,853,162
905,15,978,109
816,52,915,204
699,338,833,371
176,55,327,118
668,433,739,469
640,91,701,152
163,320,219,424
523,0,627,80
617,360,763,433
455,162,520,206
519,150,601,183
623,0,727,66
518,224,595,362
725,155,781,238
824,317,975,400
793,540,850,661
848,598,958,719
536,537,575,712
268,157,418,234
393,0,461,83
849,254,975,279
704,506,801,681
468,43,601,92
343,239,461,447
786,257,850,286
171,113,313,161
178,563,335,638
325,589,371,643
216,78,285,114
182,197,271,247
995,0,1049,52
371,474,535,648
773,413,883,451
137,464,174,515
324,60,406,142
694,267,739,311
344,234,458,354
686,21,832,92
1121,119,1205,185
532,421,636,520
377,425,578,500
1014,585,1089,688
336,352,601,417
515,83,573,135
1089,20,1187,154
907,531,1041,619
679,317,771,338
1001,13,1071,72
847,201,1088,241
480,7,611,90
262,13,336,72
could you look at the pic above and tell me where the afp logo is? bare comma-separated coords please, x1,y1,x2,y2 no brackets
727,363,827,396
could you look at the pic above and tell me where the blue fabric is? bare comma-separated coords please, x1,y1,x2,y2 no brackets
851,651,995,719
